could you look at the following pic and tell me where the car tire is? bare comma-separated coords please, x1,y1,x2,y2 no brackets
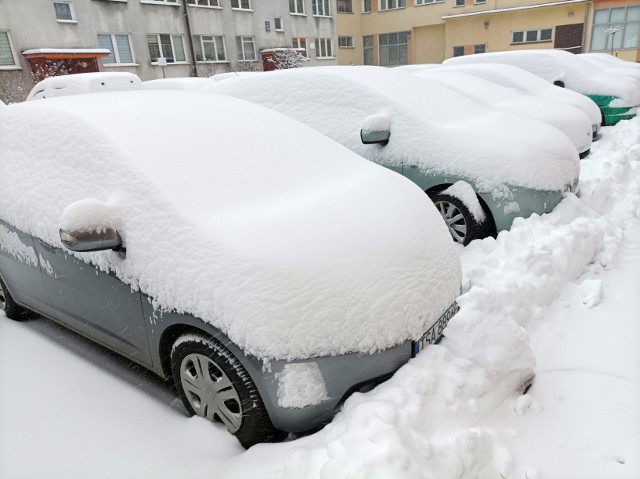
0,276,35,321
170,333,285,449
429,192,492,246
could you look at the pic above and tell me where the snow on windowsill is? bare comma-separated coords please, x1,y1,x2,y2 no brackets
56,20,78,24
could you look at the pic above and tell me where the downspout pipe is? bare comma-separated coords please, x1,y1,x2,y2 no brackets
182,0,198,77
581,0,590,54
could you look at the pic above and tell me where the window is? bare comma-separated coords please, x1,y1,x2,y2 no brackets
454,0,464,6
511,28,553,44
363,0,372,12
379,0,405,11
474,44,485,54
147,34,186,63
337,0,353,13
289,0,305,14
236,36,256,60
363,35,374,64
187,0,220,6
0,31,18,67
315,38,333,58
142,0,179,3
453,46,464,56
53,2,75,22
292,37,307,57
378,31,408,66
591,6,640,51
312,0,330,16
194,35,226,62
98,34,134,64
274,17,284,31
231,0,251,10
416,0,442,5
339,36,354,48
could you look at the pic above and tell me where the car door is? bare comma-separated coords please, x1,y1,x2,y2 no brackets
34,239,152,366
0,220,50,314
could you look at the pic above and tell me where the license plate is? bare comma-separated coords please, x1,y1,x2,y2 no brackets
412,302,459,356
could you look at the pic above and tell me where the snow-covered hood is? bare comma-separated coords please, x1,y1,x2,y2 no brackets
0,91,461,361
205,66,579,192
444,50,640,107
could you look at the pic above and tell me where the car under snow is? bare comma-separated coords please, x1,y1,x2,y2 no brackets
205,66,580,245
0,90,462,448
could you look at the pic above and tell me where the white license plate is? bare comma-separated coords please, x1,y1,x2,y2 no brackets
412,302,459,356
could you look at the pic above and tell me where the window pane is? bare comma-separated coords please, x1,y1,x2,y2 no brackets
363,35,373,48
540,29,552,41
525,30,538,42
593,9,610,25
623,22,639,48
628,6,640,22
379,34,389,46
453,46,464,56
610,7,626,23
512,31,524,43
215,37,226,60
115,35,133,63
172,36,185,61
147,35,161,61
0,32,15,66
590,24,608,50
363,0,371,12
54,2,73,21
98,34,116,63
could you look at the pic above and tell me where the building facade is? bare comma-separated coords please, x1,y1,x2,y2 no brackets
336,0,639,66
0,0,337,101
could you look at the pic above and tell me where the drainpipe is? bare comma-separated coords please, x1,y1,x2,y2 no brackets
182,0,198,76
581,0,590,53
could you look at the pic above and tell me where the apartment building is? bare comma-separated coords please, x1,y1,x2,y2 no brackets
336,0,639,65
0,0,337,101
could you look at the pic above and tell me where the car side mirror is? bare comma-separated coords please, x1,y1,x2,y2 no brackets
553,80,565,88
360,129,391,146
59,228,125,253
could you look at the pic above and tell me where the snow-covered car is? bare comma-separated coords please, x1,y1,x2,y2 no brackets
27,72,142,101
0,90,462,448
444,49,640,126
578,53,640,87
414,69,593,158
142,77,214,91
205,66,580,245
416,63,602,138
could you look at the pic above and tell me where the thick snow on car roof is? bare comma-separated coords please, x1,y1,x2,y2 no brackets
0,90,461,360
444,50,640,106
26,72,142,101
430,63,602,126
414,69,592,153
206,66,579,192
142,77,214,91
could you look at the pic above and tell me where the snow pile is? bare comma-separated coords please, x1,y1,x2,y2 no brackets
276,363,329,408
142,77,215,91
222,117,640,478
0,90,461,361
27,72,142,101
206,66,579,194
444,50,640,107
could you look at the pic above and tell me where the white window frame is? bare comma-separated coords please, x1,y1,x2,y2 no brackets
315,37,333,59
415,0,443,5
140,0,179,4
274,17,284,31
236,35,256,61
0,31,20,70
194,34,227,62
289,0,305,15
312,0,331,17
338,36,354,48
511,28,553,44
147,33,187,64
186,0,220,7
53,1,77,23
98,33,136,66
231,0,252,10
379,0,405,11
291,37,307,57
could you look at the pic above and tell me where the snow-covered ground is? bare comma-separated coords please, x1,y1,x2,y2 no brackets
1,117,639,479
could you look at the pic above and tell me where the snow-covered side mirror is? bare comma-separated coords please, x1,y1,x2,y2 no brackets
361,113,392,146
360,128,391,145
553,80,565,88
59,197,125,253
59,228,123,253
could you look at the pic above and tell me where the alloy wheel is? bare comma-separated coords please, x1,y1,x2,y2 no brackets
435,200,467,244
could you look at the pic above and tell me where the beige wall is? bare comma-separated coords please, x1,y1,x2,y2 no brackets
413,24,446,63
336,9,362,65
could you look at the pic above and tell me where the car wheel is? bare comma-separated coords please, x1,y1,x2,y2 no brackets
170,333,285,448
0,277,35,321
429,193,492,246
